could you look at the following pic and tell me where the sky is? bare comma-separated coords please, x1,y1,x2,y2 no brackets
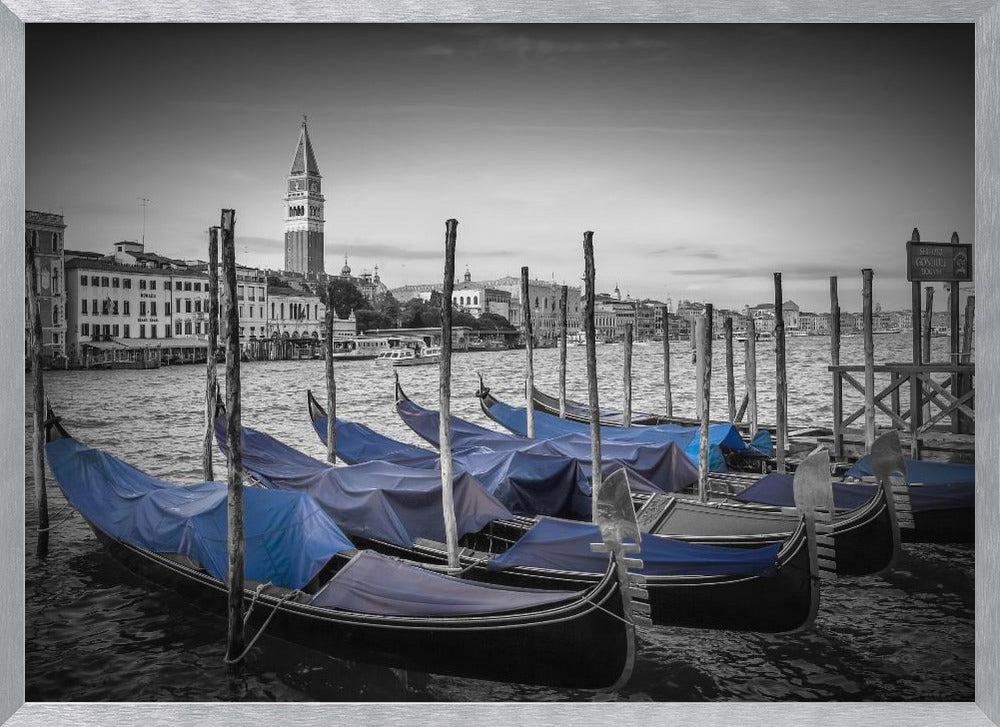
26,24,974,312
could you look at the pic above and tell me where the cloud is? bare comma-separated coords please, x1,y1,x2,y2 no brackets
416,43,456,57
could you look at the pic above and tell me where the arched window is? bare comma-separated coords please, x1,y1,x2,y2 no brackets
184,320,192,335
473,295,478,305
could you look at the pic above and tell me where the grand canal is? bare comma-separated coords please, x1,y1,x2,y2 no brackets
25,333,973,701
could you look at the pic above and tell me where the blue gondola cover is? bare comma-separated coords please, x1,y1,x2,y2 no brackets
46,436,354,589
217,415,513,547
311,550,577,616
488,517,780,577
732,471,974,513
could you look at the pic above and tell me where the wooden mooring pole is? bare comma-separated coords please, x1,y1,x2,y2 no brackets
662,307,673,419
922,286,934,364
623,322,633,425
521,266,535,438
830,276,842,457
862,268,876,453
220,209,245,665
203,227,220,482
558,284,568,418
699,305,713,502
325,281,337,465
440,220,460,569
26,239,49,553
949,232,961,433
724,316,735,422
961,294,975,433
909,228,922,459
745,314,758,439
582,232,603,518
774,273,787,472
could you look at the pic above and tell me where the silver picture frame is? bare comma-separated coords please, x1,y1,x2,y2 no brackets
1,3,997,725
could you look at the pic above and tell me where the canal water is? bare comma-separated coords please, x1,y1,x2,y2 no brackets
24,333,973,701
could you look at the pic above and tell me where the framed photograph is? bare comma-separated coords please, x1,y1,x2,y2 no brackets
3,3,999,726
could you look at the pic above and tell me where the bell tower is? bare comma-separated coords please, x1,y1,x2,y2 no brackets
284,117,325,274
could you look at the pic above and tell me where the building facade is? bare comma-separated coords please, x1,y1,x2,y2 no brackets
284,118,325,275
25,211,67,359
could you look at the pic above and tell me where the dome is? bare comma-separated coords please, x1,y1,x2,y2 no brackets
341,255,351,276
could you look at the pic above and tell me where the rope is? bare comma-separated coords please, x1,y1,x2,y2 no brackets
580,590,640,628
222,585,302,665
36,503,77,533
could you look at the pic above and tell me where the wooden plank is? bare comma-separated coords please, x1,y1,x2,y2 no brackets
521,266,535,438
219,208,245,665
583,231,602,518
440,219,460,569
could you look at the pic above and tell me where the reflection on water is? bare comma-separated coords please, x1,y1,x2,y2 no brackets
25,334,972,701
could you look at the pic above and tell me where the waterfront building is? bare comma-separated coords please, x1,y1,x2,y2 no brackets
25,210,67,359
284,118,325,275
266,285,355,339
476,276,582,345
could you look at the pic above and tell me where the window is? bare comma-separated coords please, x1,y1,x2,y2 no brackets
194,282,201,292
112,277,120,288
271,302,275,318
52,332,60,345
91,300,98,315
184,320,192,335
81,299,87,314
474,295,479,305
184,281,192,292
102,299,111,315
51,306,58,325
101,277,109,287
150,326,157,339
237,285,244,300
165,302,171,316
164,324,171,338
91,276,99,286
185,299,192,313
81,275,88,287
195,321,201,335
139,325,146,339
139,279,147,290
280,303,285,319
112,301,119,315
164,281,171,290
112,324,120,337
123,324,130,339
139,301,147,316
150,302,157,316
81,323,89,336
195,299,201,313
239,305,244,318
123,301,130,316
123,278,132,289
150,280,157,290
103,325,110,337
259,306,264,319
175,321,182,335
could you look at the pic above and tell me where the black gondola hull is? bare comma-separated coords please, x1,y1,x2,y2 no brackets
90,526,633,689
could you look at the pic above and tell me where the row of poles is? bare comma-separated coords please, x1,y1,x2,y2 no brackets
27,212,964,666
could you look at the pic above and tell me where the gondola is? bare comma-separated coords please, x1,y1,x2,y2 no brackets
298,395,823,633
390,382,903,577
478,379,772,472
531,385,834,440
728,439,973,544
43,405,638,689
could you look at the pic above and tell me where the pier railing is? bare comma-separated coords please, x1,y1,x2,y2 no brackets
829,362,974,459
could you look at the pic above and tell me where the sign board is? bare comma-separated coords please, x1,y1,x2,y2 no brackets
906,241,973,282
